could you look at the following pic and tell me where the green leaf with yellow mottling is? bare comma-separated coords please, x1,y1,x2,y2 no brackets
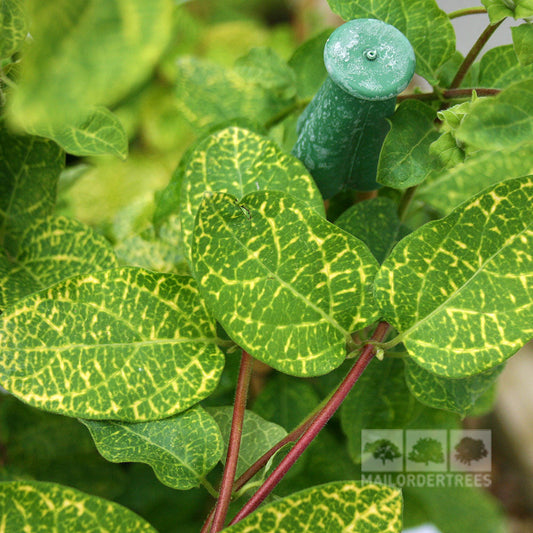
180,126,325,263
8,0,173,129
456,80,533,150
0,481,156,532
81,405,223,490
404,360,503,417
175,56,295,131
417,142,533,214
192,190,380,377
0,0,26,58
208,407,287,479
326,0,455,84
26,107,128,159
0,215,118,310
0,123,64,253
0,268,224,421
482,0,533,23
223,481,403,533
374,176,533,378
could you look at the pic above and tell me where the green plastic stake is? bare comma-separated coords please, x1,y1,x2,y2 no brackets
292,19,416,197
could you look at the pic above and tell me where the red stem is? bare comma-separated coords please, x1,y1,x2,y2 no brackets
199,413,317,533
450,20,504,89
210,350,254,533
229,322,390,525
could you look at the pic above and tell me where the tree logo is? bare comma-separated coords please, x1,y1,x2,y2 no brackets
408,437,445,466
454,436,488,465
364,438,402,465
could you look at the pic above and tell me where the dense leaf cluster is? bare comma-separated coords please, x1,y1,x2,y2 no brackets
0,0,531,532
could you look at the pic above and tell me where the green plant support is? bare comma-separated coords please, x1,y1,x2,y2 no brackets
292,18,416,197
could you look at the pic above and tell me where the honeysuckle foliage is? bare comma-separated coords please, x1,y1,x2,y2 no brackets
0,0,529,531
223,482,403,533
0,481,157,532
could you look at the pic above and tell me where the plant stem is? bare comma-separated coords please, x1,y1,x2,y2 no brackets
448,7,487,20
397,185,417,222
450,19,504,89
229,321,390,526
397,87,500,103
264,98,311,129
210,350,254,533
199,411,318,533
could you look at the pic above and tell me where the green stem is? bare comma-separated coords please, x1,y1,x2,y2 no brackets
201,478,219,499
448,7,487,20
229,322,390,526
396,87,500,103
210,350,253,533
264,98,311,129
450,19,504,89
397,186,417,222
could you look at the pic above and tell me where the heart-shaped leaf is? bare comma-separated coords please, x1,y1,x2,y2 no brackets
0,268,224,420
180,126,324,262
192,190,379,376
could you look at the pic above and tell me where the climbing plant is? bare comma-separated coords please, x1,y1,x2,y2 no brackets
0,0,531,532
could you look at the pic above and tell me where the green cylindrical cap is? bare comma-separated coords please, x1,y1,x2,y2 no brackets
324,18,416,101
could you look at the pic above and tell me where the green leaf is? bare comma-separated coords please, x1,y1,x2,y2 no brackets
0,0,26,58
207,407,287,479
288,29,331,99
180,126,325,263
234,47,297,101
478,44,533,88
9,0,174,128
115,217,189,275
0,124,64,253
0,396,127,499
176,56,294,131
0,481,157,532
81,405,223,490
417,142,533,214
404,487,506,533
26,107,128,159
192,190,380,377
513,24,533,65
0,268,225,420
335,197,409,264
482,0,533,23
340,358,418,462
377,100,440,189
252,374,320,431
374,176,533,378
0,215,118,310
326,0,455,84
457,80,533,150
404,360,503,417
223,481,403,533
